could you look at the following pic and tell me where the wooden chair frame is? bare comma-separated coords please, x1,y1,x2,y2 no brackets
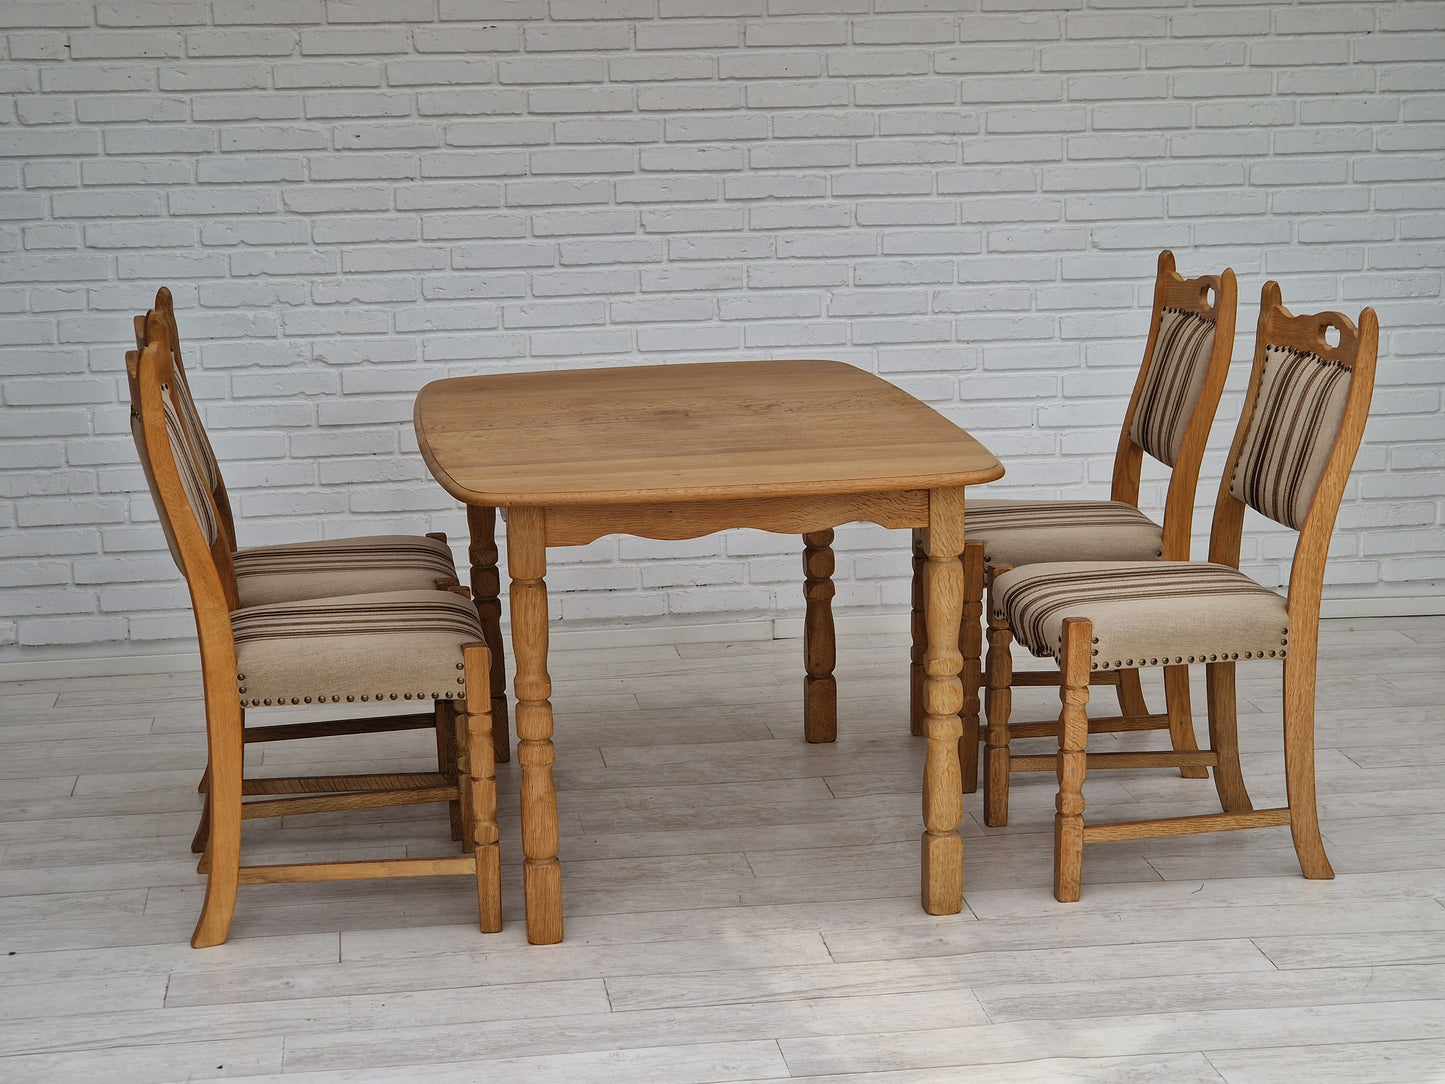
952,251,1238,806
135,289,513,766
129,315,501,947
1034,284,1378,900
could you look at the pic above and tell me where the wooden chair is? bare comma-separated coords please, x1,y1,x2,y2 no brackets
940,251,1238,815
986,283,1378,900
136,287,511,762
128,312,502,947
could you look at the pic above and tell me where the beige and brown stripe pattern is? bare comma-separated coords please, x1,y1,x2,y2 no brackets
230,589,485,706
233,536,458,606
168,367,222,492
1126,307,1218,468
1229,345,1353,530
965,499,1164,569
993,560,1290,671
160,383,220,549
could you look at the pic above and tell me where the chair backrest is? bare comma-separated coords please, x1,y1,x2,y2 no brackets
1208,281,1379,624
1112,250,1238,560
127,310,241,629
133,287,238,551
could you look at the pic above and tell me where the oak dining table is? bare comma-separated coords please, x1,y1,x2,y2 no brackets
413,358,1003,944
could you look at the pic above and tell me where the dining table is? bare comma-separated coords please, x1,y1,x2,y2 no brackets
413,357,1003,944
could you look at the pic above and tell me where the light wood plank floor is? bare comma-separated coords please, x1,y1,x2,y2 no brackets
2,617,1443,1082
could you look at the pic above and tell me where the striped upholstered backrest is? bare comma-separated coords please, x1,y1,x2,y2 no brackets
1228,345,1353,530
128,335,223,577
159,379,222,550
1126,306,1219,468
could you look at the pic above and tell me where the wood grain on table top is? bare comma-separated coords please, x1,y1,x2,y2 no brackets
414,359,1003,506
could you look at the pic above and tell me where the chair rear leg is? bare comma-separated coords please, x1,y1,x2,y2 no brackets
191,702,243,948
958,542,985,794
1163,664,1208,779
435,699,463,842
1204,661,1252,814
1281,653,1334,880
1053,618,1092,903
1114,667,1150,718
982,565,1014,827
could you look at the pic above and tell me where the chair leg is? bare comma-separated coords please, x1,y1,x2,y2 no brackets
1163,664,1208,779
982,565,1014,827
958,541,985,794
466,504,512,765
909,528,925,737
435,699,463,842
461,642,503,932
1204,661,1253,814
191,789,212,855
191,699,244,949
1053,618,1092,903
1281,650,1334,880
1114,667,1150,719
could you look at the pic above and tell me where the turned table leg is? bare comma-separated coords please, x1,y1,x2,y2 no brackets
802,529,837,743
507,506,563,945
920,488,967,916
466,504,511,764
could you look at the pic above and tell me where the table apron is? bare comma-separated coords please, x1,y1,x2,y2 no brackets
540,490,932,546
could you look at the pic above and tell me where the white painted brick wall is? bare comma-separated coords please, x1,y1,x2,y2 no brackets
2,0,1443,664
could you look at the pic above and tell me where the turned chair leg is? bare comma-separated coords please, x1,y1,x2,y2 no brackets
982,564,1014,827
435,699,463,842
1053,618,1093,903
909,528,925,737
461,642,503,932
958,542,985,794
1204,661,1253,814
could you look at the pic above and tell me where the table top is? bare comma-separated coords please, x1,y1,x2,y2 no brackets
414,358,1003,506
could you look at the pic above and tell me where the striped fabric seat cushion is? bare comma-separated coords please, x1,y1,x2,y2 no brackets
1229,345,1353,530
231,589,485,707
966,499,1164,570
1126,307,1218,468
233,535,458,607
992,560,1290,671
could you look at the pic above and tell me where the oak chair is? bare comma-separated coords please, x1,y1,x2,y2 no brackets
986,283,1378,900
137,287,511,763
944,251,1238,813
128,312,502,947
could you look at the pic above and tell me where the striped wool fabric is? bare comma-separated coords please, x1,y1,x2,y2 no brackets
230,589,485,706
232,536,458,607
167,365,222,493
965,499,1164,569
1126,307,1218,468
160,383,220,550
1229,346,1353,530
993,560,1290,670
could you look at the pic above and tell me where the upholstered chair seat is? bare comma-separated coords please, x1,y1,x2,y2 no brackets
965,500,1165,569
232,536,459,608
231,589,486,708
993,561,1290,672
